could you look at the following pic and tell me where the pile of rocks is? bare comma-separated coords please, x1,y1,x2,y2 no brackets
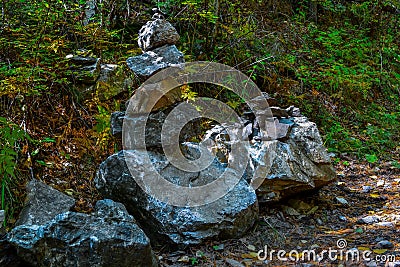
1,17,336,267
66,49,134,101
1,180,157,267
126,18,185,79
97,17,336,247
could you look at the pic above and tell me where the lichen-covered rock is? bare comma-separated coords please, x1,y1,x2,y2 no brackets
248,116,336,202
138,19,180,52
95,147,258,246
7,199,157,267
67,53,101,84
126,45,184,79
96,64,133,100
202,113,335,202
16,179,75,226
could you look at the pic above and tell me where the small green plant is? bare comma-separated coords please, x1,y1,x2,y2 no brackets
365,154,378,164
190,257,198,265
0,117,30,227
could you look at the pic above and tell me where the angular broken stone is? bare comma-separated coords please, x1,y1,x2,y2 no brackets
16,179,75,226
95,146,258,246
8,199,157,267
357,215,380,224
286,106,301,117
138,19,180,52
126,45,184,79
248,117,335,202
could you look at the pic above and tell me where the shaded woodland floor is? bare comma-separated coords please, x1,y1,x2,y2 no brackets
155,158,400,266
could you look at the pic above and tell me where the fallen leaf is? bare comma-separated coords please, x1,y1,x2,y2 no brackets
241,252,259,259
373,249,387,254
64,189,74,196
282,205,300,216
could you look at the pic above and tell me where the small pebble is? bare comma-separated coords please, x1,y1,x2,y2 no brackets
375,221,395,228
225,258,245,267
376,240,394,249
357,215,379,224
339,215,347,221
365,260,378,267
362,186,373,193
336,197,349,205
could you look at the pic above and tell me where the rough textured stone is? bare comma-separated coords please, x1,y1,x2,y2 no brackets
16,179,75,226
249,116,336,202
126,80,182,113
8,199,157,267
138,19,180,52
0,210,4,234
68,54,101,84
114,109,203,147
0,239,25,267
121,110,166,147
110,111,125,137
95,146,258,246
203,114,335,202
126,45,184,79
96,64,133,100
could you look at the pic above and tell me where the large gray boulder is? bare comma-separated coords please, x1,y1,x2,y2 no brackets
253,117,336,201
248,116,335,201
203,113,336,202
138,19,180,52
16,179,75,226
7,199,157,267
95,146,258,246
126,45,184,79
111,109,203,145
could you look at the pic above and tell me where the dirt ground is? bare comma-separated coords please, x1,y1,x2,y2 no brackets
155,158,400,267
